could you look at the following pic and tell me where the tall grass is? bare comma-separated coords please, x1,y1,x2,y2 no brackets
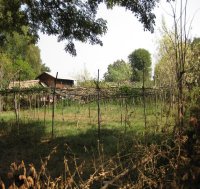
0,99,175,137
0,99,175,178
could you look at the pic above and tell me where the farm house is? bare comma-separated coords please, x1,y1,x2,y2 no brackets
36,72,75,89
5,72,76,108
8,72,75,90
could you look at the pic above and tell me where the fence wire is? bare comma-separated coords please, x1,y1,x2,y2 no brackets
0,86,177,139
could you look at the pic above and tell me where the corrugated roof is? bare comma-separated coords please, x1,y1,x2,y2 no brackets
43,72,75,81
8,80,45,89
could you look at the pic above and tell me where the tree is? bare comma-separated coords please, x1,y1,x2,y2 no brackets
0,29,50,85
104,60,132,83
185,38,200,89
0,0,162,55
128,48,152,82
154,35,200,89
160,0,192,129
13,58,36,80
26,44,43,75
9,30,45,76
154,33,177,87
154,0,200,129
41,63,51,73
0,53,13,88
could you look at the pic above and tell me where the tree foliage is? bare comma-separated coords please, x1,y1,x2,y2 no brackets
0,54,13,88
0,30,50,87
104,60,132,82
0,0,162,55
155,34,200,90
185,38,200,89
154,12,200,128
41,63,51,73
154,34,176,87
128,48,152,82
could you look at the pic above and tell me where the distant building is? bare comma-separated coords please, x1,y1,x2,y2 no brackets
8,72,75,90
36,72,75,89
8,80,45,89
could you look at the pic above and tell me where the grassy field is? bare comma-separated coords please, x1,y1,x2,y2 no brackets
0,99,176,186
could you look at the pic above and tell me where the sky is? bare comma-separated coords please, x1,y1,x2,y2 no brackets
37,0,200,80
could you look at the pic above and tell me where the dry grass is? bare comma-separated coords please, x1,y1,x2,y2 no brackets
0,130,200,188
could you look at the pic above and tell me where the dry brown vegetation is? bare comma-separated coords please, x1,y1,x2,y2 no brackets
0,129,200,188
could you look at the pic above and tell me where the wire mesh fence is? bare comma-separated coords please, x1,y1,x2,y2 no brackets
0,85,177,140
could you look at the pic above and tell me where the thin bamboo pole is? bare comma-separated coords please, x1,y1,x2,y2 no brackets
143,63,147,140
44,92,46,127
52,72,58,139
97,69,101,141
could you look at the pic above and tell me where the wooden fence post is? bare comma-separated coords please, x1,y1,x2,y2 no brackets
97,69,101,141
142,63,147,141
43,91,47,127
52,72,58,139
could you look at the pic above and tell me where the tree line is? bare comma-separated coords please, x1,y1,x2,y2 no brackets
0,27,50,88
0,0,165,89
103,48,152,84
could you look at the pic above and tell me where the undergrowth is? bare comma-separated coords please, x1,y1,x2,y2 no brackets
0,128,200,188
